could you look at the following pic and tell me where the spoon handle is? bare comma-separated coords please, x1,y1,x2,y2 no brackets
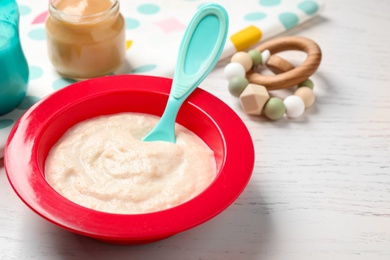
171,4,228,101
143,4,228,143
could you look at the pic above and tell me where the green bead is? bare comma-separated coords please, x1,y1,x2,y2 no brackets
263,97,286,120
298,79,314,89
228,76,248,97
248,49,262,66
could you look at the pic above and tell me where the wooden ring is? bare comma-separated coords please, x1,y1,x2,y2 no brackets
246,36,322,90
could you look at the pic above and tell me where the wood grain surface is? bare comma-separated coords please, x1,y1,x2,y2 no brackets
1,0,390,259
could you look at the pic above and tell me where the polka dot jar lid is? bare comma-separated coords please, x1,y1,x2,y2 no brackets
0,0,324,157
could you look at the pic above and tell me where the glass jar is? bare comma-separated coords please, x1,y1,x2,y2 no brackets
45,0,126,79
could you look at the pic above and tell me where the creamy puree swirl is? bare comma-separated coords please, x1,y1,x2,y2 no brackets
45,113,216,214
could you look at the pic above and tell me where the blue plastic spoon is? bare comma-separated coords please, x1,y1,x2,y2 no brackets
143,4,229,143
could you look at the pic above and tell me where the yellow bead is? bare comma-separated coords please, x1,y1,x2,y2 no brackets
231,52,253,72
294,87,315,108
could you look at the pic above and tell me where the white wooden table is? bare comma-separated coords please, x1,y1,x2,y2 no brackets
1,0,389,259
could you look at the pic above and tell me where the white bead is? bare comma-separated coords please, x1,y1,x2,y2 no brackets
283,95,305,118
261,49,271,65
224,62,246,80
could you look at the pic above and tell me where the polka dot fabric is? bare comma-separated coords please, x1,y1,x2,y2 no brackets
0,0,324,157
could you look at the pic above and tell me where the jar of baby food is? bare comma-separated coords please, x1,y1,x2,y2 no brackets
45,0,126,79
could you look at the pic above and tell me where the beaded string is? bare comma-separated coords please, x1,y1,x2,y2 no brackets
223,36,321,121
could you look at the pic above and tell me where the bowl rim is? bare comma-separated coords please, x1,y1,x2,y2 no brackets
5,74,254,243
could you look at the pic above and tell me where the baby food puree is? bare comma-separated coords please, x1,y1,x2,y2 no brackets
45,113,216,214
45,0,125,79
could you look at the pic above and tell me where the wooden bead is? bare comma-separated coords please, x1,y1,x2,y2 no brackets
239,84,269,115
294,87,315,108
231,52,253,72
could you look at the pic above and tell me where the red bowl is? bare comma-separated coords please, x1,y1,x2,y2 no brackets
5,75,254,244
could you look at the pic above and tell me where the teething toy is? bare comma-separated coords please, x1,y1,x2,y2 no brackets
224,36,322,120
